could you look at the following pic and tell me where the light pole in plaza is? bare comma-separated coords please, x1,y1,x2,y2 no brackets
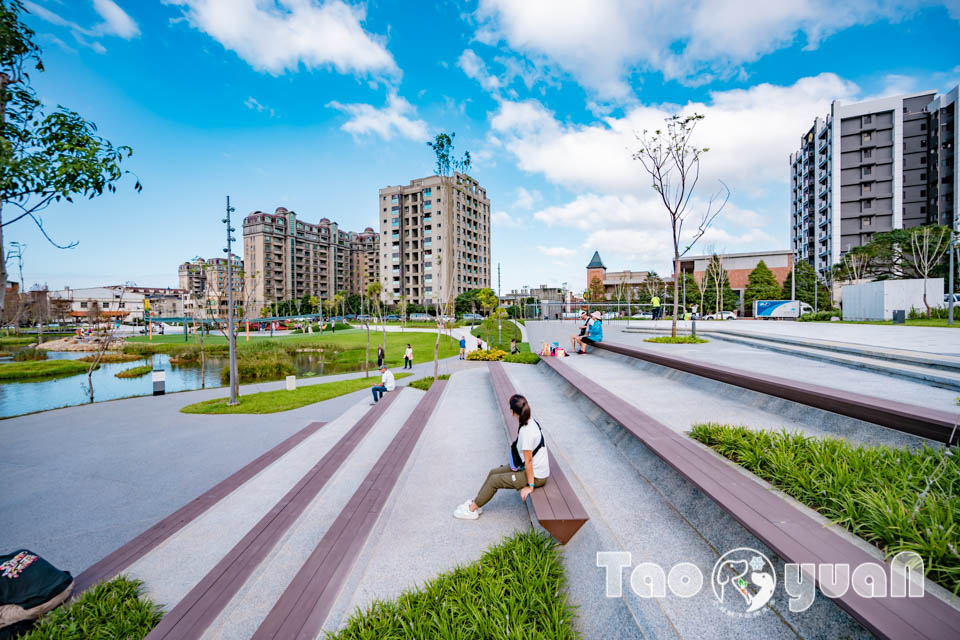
223,196,238,405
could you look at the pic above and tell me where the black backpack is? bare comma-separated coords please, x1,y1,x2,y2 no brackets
510,420,545,470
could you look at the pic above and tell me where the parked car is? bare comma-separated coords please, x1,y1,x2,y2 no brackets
345,314,357,320
702,310,737,321
384,314,400,321
630,312,653,320
357,314,375,322
945,293,960,304
409,313,433,322
462,313,483,320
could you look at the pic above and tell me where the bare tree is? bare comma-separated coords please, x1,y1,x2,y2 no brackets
633,114,729,336
83,285,129,403
908,225,951,317
205,263,261,399
693,271,709,316
642,272,665,301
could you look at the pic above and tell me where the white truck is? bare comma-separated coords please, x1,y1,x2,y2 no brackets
752,299,813,319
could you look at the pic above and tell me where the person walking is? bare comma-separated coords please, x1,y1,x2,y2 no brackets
371,365,395,404
404,343,413,369
377,345,385,368
459,336,466,360
454,394,548,520
651,294,661,321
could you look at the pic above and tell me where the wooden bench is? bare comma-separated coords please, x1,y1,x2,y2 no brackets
487,362,588,544
146,391,405,640
251,380,448,640
540,355,960,640
593,340,959,444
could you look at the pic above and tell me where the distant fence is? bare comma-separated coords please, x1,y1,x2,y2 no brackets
523,302,664,323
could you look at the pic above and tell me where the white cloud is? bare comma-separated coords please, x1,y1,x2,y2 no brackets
492,211,523,227
25,0,139,52
165,0,398,78
328,93,428,141
514,186,541,210
489,73,859,199
92,0,140,38
474,0,954,96
458,49,501,92
244,96,276,117
537,245,577,258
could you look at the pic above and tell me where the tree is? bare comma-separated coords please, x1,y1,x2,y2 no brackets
475,287,497,347
832,250,871,283
587,276,605,304
633,114,729,336
0,1,139,316
907,225,951,317
744,261,782,313
782,261,830,308
83,284,128,404
426,132,471,177
693,271,708,315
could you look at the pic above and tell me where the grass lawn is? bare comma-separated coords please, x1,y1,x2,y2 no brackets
644,336,709,344
408,374,450,391
470,318,529,352
690,424,960,594
116,364,153,378
180,372,412,414
0,359,92,381
331,530,576,639
19,576,162,640
0,335,37,347
79,353,143,363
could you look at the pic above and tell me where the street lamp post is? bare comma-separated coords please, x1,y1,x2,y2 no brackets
223,196,238,405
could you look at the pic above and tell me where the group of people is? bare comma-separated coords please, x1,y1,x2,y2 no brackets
569,309,604,354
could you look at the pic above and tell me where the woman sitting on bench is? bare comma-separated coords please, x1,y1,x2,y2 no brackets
454,394,549,520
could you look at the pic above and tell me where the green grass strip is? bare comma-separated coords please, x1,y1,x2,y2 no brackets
470,318,529,353
331,530,578,639
0,360,92,381
408,374,450,391
180,373,412,414
689,424,960,594
0,336,37,346
80,353,143,363
116,364,153,378
19,575,162,640
644,336,708,344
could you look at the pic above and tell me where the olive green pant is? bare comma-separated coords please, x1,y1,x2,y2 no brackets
474,465,547,508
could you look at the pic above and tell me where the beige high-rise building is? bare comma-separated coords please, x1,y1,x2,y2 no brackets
178,256,244,317
242,207,379,313
378,173,490,308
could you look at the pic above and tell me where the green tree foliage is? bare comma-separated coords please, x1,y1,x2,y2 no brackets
587,276,606,302
744,260,782,311
831,225,952,282
426,132,471,176
455,288,481,315
0,1,139,314
703,271,738,313
782,261,831,308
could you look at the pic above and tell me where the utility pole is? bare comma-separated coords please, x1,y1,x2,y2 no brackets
223,196,238,405
791,253,796,302
497,262,501,345
949,229,956,325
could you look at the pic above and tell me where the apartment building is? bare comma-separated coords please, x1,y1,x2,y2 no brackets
790,85,958,277
242,207,379,313
49,286,184,322
178,256,244,317
378,173,490,308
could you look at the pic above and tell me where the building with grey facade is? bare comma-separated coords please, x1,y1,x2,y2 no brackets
378,173,490,308
790,86,958,277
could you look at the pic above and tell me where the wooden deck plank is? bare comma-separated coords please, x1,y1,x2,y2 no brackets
251,381,449,640
540,354,960,640
74,420,327,594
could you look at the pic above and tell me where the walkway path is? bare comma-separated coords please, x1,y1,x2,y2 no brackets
0,355,480,575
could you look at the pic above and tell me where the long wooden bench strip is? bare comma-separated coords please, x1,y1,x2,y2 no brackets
74,420,328,594
594,340,959,444
251,381,448,640
144,391,403,640
540,355,960,640
487,362,588,544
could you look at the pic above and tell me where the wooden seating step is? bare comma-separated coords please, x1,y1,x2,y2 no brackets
594,340,958,444
251,380,449,640
144,391,404,640
487,362,588,544
74,420,328,594
540,355,960,640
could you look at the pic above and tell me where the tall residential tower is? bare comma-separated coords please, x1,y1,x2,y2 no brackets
790,86,958,277
378,173,490,308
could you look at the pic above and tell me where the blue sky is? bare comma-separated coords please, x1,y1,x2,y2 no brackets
11,0,960,294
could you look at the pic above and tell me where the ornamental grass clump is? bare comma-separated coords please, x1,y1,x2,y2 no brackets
332,530,577,639
13,348,47,361
409,374,450,391
466,349,508,361
690,423,960,593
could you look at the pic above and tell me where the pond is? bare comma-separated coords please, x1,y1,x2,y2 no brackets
0,350,364,418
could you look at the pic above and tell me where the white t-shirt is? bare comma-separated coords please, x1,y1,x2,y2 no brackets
517,421,550,479
381,370,396,391
405,347,413,360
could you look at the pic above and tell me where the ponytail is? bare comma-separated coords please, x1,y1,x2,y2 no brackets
509,394,531,427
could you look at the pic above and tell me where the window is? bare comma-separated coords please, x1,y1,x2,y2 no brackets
863,216,873,227
863,200,872,210
392,218,399,227
920,157,927,164
424,187,432,196
862,132,872,142
921,173,926,181
862,149,872,159
80,302,88,309
921,139,927,147
863,183,872,194
920,206,926,214
862,115,872,125
921,122,927,131
921,190,926,197
863,166,872,177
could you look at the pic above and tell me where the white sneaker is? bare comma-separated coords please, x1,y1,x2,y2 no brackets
453,501,479,520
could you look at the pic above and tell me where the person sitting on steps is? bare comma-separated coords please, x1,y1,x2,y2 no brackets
574,311,603,354
569,310,589,354
454,394,549,520
370,365,395,404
